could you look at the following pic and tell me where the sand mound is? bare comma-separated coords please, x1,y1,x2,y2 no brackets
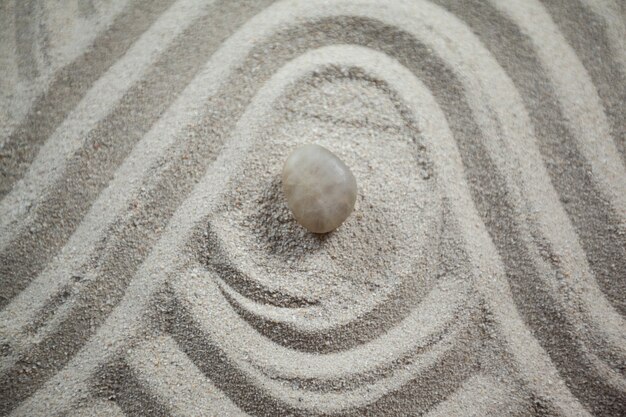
0,0,624,416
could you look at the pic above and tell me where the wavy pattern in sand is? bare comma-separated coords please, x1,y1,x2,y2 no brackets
0,0,624,416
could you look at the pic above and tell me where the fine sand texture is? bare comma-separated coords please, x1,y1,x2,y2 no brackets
1,0,625,416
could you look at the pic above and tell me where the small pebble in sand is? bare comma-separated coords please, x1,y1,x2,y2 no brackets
282,144,357,233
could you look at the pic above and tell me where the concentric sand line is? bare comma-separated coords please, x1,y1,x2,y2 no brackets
0,0,210,268
0,0,168,182
1,0,624,416
0,0,130,141
0,0,275,411
541,0,626,163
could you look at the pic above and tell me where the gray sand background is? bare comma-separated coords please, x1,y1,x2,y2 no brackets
0,0,625,416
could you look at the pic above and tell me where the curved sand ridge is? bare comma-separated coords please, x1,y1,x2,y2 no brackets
0,0,624,416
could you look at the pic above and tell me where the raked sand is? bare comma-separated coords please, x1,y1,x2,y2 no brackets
0,0,625,416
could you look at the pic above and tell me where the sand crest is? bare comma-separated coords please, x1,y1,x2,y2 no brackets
0,0,624,416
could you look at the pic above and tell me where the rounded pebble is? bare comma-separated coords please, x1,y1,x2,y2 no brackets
282,144,357,233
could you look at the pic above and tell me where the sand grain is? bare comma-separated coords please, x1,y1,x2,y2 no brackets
0,1,624,416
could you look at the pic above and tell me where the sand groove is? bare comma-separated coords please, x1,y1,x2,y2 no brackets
0,0,624,416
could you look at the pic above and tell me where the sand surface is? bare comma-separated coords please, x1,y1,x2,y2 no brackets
0,0,625,416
